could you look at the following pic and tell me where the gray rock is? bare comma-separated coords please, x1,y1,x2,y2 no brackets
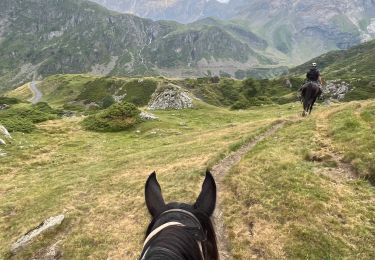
61,110,75,118
0,148,6,157
140,112,158,120
148,83,193,110
323,80,351,101
11,215,65,253
0,125,12,139
0,104,10,110
0,138,6,145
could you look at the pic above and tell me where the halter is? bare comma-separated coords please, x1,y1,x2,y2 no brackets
140,209,206,260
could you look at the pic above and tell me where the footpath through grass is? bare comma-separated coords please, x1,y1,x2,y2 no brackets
0,103,297,259
222,101,375,259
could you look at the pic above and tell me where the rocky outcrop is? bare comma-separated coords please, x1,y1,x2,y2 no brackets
148,83,193,110
323,80,351,100
11,215,65,253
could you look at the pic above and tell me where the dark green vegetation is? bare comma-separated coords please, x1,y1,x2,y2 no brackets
0,97,20,105
82,102,141,132
76,77,157,107
6,75,158,111
178,77,302,109
0,102,60,133
6,74,304,113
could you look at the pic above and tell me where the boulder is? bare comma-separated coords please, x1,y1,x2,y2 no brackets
148,83,193,110
0,125,12,139
323,80,351,100
11,215,65,253
0,138,5,145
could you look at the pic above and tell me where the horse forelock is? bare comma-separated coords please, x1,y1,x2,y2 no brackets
144,203,218,260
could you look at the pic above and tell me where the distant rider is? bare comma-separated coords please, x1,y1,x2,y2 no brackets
299,62,323,95
306,62,322,86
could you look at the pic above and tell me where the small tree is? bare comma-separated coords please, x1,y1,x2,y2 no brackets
242,78,261,98
82,102,141,132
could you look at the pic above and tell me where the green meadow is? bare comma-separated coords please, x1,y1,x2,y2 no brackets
1,76,374,259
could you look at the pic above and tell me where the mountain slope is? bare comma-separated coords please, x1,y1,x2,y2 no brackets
90,0,229,24
91,0,375,63
290,39,375,78
0,0,279,91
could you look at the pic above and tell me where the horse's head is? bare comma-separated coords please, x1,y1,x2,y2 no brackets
141,171,218,260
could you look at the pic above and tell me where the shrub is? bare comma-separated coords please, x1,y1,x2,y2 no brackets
0,117,35,133
231,98,250,110
102,96,115,109
0,97,20,105
0,103,59,132
82,102,141,132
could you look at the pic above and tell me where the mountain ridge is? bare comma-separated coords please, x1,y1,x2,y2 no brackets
91,0,375,63
0,0,279,91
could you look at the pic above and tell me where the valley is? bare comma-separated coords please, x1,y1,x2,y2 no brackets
0,0,374,259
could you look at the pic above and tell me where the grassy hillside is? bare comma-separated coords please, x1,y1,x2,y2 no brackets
289,40,375,101
222,101,375,259
1,100,374,259
6,75,159,110
290,40,375,78
5,74,302,111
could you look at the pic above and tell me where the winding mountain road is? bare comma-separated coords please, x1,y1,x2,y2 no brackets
28,81,42,104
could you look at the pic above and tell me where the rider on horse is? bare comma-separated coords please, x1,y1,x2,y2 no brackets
306,62,322,86
299,62,323,96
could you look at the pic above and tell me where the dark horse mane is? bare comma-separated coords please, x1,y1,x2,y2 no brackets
144,204,218,259
141,172,219,260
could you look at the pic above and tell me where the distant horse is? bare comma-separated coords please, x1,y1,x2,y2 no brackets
140,171,218,260
300,82,322,116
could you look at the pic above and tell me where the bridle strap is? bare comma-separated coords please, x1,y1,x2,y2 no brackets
141,209,206,259
143,221,185,247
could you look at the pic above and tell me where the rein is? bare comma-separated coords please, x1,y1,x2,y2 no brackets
140,209,206,260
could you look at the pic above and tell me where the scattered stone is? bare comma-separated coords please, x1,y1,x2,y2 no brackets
0,149,6,157
45,240,63,259
148,83,193,110
86,102,100,109
323,80,351,101
113,94,126,103
136,130,141,134
285,79,292,88
0,104,10,110
11,215,65,253
140,112,158,121
0,138,6,145
61,110,75,118
0,125,12,139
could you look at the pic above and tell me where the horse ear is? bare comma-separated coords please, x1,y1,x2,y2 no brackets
145,172,166,217
194,171,216,216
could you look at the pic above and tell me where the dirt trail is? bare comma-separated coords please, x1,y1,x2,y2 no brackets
210,121,286,260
